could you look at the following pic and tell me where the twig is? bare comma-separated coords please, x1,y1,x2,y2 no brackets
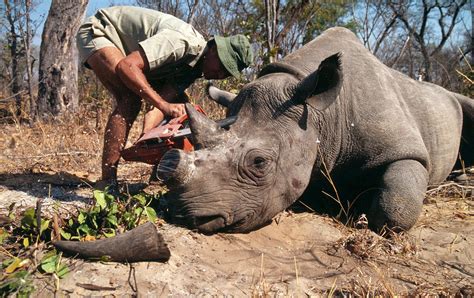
455,69,473,84
0,90,29,103
36,198,43,235
0,245,15,258
458,47,473,71
52,213,61,241
294,256,299,290
127,263,138,293
427,181,474,195
76,283,118,291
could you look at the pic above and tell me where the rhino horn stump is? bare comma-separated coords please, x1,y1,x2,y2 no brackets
185,103,226,149
53,222,170,262
157,148,195,185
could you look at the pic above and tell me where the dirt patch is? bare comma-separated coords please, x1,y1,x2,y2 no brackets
1,169,473,296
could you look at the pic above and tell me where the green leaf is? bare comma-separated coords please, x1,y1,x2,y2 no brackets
20,208,35,228
106,215,118,227
40,260,56,274
77,212,86,224
22,237,29,248
60,229,71,240
102,228,116,238
109,202,119,214
92,205,101,214
145,207,157,223
39,219,50,235
5,257,21,274
105,193,115,205
122,211,132,222
77,224,92,236
40,254,58,274
134,207,143,217
133,194,146,205
56,264,69,278
94,190,107,209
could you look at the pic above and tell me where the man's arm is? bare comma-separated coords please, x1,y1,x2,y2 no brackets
115,49,185,117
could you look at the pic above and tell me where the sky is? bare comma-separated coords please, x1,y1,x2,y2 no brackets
32,0,134,44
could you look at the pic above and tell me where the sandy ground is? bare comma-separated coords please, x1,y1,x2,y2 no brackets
0,167,473,296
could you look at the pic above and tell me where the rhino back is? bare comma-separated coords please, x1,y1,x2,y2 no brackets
260,27,462,185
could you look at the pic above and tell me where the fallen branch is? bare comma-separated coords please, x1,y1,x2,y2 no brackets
426,181,474,195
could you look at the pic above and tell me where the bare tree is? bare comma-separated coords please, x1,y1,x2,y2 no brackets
37,0,89,118
389,0,468,82
351,1,399,57
23,0,35,123
4,0,23,116
264,0,279,63
2,0,42,120
135,0,184,18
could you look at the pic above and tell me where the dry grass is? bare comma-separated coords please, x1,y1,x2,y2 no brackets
0,79,229,181
0,103,114,181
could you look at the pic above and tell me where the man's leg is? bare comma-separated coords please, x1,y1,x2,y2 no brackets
142,84,189,134
86,47,142,185
143,107,165,134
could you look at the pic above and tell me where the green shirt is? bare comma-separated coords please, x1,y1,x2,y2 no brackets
87,6,206,90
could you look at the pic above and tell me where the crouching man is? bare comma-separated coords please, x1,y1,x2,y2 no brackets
76,6,253,193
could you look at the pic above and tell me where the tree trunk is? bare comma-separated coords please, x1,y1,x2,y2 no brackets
4,0,23,117
24,0,36,124
37,0,88,118
264,0,278,63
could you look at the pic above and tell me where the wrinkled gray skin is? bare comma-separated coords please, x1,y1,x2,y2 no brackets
158,27,474,234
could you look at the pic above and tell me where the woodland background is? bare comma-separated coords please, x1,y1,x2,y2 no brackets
0,0,472,126
0,1,472,296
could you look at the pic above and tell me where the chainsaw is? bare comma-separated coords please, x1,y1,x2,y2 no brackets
121,105,236,164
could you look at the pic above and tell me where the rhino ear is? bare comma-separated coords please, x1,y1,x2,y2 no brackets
294,52,342,110
206,83,237,108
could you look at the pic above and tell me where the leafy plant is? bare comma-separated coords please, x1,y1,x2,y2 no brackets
1,188,163,296
39,251,69,279
60,190,161,240
0,268,35,297
1,258,35,297
18,207,51,247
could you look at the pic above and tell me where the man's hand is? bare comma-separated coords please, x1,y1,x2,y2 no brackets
161,103,186,118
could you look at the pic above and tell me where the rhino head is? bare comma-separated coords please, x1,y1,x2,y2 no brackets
158,54,342,233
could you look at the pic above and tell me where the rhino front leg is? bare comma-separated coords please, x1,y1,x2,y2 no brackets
362,160,427,231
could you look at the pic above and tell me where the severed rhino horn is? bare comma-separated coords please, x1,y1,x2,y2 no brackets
185,103,228,149
53,222,170,262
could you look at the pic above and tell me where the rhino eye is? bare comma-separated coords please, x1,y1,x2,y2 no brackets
253,156,267,169
239,149,275,184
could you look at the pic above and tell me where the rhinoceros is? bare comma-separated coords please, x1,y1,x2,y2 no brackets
158,27,474,234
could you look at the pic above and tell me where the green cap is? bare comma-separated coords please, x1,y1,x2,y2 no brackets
214,35,253,78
